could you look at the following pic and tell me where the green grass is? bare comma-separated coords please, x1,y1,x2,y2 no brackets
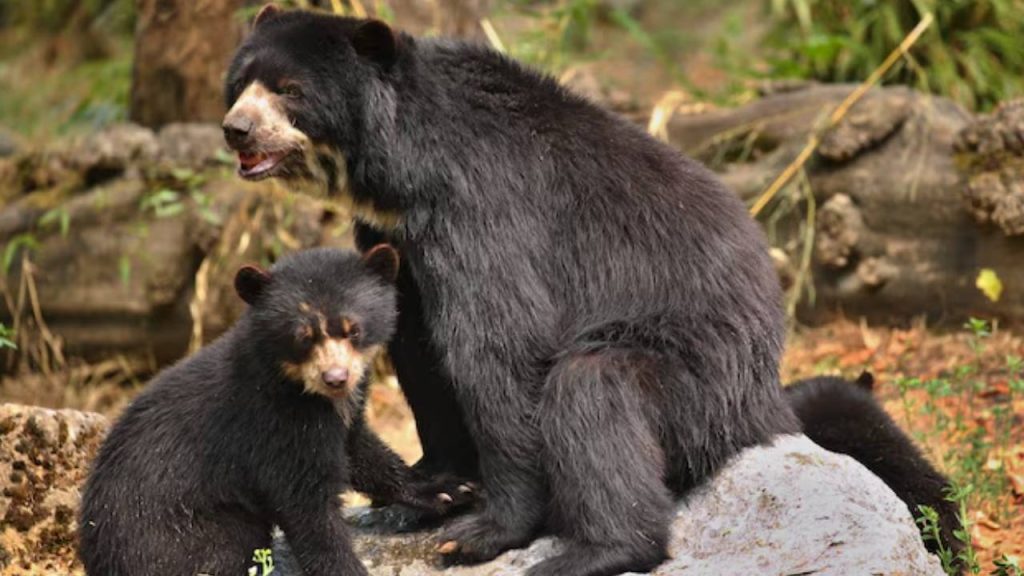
0,38,132,139
895,319,1023,575
763,0,1024,110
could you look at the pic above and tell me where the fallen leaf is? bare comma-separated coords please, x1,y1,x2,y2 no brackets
976,268,1004,302
839,348,874,367
1009,473,1024,497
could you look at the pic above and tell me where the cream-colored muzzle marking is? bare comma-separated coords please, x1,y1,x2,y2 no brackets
227,82,403,231
225,81,310,153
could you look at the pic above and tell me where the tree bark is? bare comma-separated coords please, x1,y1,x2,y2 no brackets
664,84,1024,325
130,0,244,129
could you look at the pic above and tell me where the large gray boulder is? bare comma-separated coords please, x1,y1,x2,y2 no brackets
273,435,943,576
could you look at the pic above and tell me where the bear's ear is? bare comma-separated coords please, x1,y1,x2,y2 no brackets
352,20,399,69
362,244,400,283
253,3,281,28
235,265,272,306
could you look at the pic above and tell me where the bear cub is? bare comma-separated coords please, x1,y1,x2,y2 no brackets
786,372,963,565
79,246,469,576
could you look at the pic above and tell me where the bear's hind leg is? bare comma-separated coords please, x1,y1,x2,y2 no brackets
529,348,672,576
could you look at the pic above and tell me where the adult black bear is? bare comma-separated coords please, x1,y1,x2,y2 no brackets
787,373,964,566
223,7,801,575
78,247,468,576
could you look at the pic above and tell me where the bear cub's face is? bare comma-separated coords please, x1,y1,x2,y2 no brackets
222,4,399,188
234,245,399,400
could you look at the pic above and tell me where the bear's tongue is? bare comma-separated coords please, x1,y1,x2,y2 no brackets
238,152,267,170
237,151,284,176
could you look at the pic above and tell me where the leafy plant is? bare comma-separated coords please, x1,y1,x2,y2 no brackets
947,483,980,574
140,189,185,219
2,0,135,36
993,555,1023,576
38,206,71,237
249,547,275,576
501,0,677,76
764,0,1024,110
0,323,16,350
1,233,40,275
916,503,957,574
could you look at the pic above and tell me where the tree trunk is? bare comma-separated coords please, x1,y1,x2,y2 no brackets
130,0,244,129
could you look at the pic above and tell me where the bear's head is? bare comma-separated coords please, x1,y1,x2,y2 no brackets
222,4,400,193
234,245,399,402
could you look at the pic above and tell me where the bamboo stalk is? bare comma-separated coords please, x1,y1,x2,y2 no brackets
749,12,935,217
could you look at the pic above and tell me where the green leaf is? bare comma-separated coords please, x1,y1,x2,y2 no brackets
118,255,132,287
2,233,40,275
0,322,16,350
39,206,71,237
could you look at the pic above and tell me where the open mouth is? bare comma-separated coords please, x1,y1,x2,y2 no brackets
237,150,292,180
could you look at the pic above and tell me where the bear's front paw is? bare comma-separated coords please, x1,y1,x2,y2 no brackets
437,511,533,564
402,474,478,518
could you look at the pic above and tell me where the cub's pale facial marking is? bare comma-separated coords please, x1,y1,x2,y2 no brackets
281,338,375,400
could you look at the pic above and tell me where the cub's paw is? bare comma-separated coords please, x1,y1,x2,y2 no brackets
437,512,533,565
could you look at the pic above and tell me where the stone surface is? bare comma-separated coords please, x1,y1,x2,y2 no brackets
0,404,108,575
274,435,944,576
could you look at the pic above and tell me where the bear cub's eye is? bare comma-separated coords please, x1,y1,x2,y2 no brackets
296,324,314,343
348,323,362,343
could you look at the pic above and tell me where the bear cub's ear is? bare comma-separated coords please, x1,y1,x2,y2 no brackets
352,20,399,69
235,265,272,305
362,244,400,283
253,3,281,28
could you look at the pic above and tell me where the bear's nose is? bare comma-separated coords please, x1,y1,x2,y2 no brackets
322,367,349,389
222,116,253,148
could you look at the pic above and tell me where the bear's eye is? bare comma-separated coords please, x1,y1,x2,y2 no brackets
278,82,303,99
348,324,362,343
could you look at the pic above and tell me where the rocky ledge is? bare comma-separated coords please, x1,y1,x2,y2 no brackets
0,403,942,575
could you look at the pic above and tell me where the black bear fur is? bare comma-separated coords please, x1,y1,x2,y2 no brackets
78,247,468,576
786,373,964,566
223,9,801,576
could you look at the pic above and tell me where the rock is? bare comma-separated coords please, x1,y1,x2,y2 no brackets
0,404,108,575
0,124,354,364
62,124,161,182
0,414,939,575
156,123,232,169
273,435,943,576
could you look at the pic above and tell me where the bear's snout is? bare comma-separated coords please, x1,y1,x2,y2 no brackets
322,367,350,389
222,115,254,149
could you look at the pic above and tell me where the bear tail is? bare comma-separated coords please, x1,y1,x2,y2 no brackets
785,374,964,569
